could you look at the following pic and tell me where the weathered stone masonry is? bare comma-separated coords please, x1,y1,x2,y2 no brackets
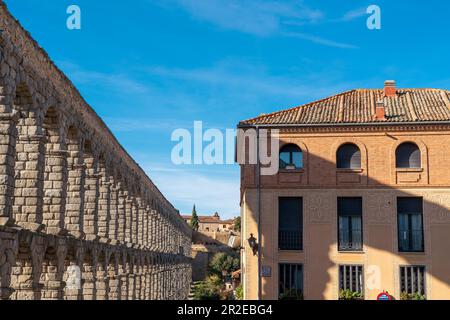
0,2,192,300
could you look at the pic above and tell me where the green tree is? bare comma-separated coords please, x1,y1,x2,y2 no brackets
190,205,199,231
193,275,222,300
235,285,243,300
233,216,241,232
209,252,240,278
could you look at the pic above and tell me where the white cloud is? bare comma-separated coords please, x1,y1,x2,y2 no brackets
169,0,323,36
159,0,357,49
284,32,358,49
103,117,193,132
58,58,360,118
56,60,207,113
58,61,149,94
145,60,355,100
340,7,368,22
58,59,362,137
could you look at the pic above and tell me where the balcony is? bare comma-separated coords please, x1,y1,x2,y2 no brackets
338,230,363,251
279,230,302,251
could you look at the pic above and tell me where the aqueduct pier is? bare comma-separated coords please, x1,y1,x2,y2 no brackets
0,2,192,300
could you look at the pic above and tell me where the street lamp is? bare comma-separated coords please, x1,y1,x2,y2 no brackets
247,233,258,256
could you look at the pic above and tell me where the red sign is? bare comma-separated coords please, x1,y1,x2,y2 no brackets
377,292,392,300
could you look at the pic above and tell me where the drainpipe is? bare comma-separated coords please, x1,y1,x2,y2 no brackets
256,126,262,300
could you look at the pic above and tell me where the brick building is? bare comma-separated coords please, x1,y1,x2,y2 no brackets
239,81,450,300
182,212,235,233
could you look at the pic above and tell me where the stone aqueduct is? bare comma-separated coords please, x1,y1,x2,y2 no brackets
0,2,192,300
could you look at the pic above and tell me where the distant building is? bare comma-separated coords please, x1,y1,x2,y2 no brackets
182,212,235,233
183,213,241,282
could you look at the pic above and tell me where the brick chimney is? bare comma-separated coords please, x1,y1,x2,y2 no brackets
384,80,397,97
375,100,386,120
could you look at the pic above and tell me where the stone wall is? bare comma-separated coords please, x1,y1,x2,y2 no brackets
0,1,192,300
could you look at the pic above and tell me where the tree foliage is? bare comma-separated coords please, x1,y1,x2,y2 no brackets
233,216,241,232
193,275,222,300
208,251,240,277
190,204,199,231
235,285,243,300
194,251,241,300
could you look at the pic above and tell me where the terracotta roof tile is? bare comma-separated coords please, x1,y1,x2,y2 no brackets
181,215,234,224
239,88,450,126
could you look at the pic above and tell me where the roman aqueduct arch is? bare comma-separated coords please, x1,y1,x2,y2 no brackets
0,2,192,300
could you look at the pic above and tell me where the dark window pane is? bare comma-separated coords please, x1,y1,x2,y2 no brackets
338,197,362,215
400,266,426,297
279,152,290,169
338,198,363,251
339,265,364,298
279,144,303,169
396,143,421,168
292,152,303,168
397,198,424,252
339,216,350,247
279,264,303,300
411,214,424,251
398,213,409,251
398,197,422,214
337,144,361,169
279,198,303,250
351,216,362,247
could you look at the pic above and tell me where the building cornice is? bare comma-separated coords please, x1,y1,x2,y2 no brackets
238,122,450,134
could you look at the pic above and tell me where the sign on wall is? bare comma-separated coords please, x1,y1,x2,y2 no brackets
377,292,393,300
261,266,272,278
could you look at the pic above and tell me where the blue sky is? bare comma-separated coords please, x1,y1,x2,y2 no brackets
6,0,450,219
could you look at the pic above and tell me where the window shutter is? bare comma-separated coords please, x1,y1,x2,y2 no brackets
279,197,303,250
397,197,423,214
350,148,361,169
279,197,303,229
396,143,421,168
409,147,421,168
338,197,362,215
337,144,361,169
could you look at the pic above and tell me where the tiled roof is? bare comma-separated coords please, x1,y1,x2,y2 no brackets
181,215,234,224
222,219,235,224
239,89,450,126
198,217,222,223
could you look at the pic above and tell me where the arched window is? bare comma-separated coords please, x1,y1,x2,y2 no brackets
279,144,303,169
396,143,421,168
337,143,361,169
